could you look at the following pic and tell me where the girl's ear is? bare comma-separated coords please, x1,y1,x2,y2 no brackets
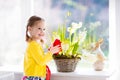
27,26,32,37
28,26,32,32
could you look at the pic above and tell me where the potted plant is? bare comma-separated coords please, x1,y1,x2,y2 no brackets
51,21,87,72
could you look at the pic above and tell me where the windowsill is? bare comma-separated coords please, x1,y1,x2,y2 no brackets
51,68,113,80
0,65,114,80
51,68,111,77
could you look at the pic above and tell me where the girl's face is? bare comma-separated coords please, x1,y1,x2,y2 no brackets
28,21,46,41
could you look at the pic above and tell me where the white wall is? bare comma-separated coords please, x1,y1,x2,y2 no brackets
109,0,120,80
116,0,120,79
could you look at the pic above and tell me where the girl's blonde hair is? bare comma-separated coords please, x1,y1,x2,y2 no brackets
26,16,44,42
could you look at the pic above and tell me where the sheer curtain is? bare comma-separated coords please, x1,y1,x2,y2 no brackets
0,0,33,66
0,0,23,65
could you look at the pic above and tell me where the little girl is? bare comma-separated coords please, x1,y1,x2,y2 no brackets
23,16,60,80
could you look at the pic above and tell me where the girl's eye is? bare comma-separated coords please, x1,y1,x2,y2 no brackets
43,28,45,31
38,28,45,31
38,28,42,30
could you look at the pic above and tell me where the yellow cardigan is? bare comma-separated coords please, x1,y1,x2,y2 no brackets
24,41,53,77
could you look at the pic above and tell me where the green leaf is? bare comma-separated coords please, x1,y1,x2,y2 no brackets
72,41,79,54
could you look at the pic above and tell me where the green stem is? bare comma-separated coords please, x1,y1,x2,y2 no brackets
69,33,72,45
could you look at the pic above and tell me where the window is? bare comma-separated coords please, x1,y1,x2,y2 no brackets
33,0,109,69
0,0,109,69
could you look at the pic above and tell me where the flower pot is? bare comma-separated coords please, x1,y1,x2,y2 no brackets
54,58,80,72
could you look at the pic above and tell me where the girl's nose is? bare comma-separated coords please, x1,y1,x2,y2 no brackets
40,32,45,36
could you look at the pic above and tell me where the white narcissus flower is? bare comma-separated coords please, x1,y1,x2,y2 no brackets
67,26,77,34
67,27,71,32
67,22,83,34
71,22,82,29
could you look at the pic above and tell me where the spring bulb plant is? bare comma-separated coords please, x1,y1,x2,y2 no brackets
52,21,87,59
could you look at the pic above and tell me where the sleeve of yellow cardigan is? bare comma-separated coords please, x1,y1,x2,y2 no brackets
29,42,53,65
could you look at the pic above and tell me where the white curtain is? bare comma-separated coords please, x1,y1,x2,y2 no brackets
0,0,23,65
0,0,33,65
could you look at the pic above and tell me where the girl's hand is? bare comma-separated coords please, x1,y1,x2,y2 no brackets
49,45,61,54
